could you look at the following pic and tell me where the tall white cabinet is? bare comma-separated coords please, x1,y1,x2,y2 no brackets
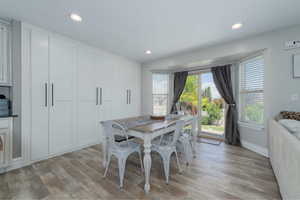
48,36,76,155
30,28,49,160
77,46,99,147
29,28,76,160
22,23,141,162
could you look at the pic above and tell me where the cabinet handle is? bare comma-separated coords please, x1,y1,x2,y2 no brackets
128,90,130,104
45,83,48,107
129,90,131,104
126,90,129,104
96,88,99,105
100,88,102,105
51,83,54,106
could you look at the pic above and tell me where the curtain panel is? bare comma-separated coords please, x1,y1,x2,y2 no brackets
170,71,188,114
211,65,240,145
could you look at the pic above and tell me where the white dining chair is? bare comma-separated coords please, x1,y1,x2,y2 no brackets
161,114,195,165
177,128,193,165
102,121,144,189
151,120,185,184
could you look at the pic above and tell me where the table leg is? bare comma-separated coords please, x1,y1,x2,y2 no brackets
143,136,152,193
102,135,108,167
192,118,197,158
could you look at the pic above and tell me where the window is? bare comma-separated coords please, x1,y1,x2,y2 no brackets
239,56,264,125
152,73,169,115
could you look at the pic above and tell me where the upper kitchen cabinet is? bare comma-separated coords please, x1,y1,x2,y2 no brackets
0,22,11,86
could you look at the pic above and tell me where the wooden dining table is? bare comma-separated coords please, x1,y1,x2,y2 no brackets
101,115,198,193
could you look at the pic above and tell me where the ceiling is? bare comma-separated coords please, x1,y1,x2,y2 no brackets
0,0,300,63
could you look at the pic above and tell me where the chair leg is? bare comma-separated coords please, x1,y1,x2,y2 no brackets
138,150,144,172
175,150,183,173
162,155,170,184
181,141,189,166
118,158,126,189
187,141,194,164
103,153,112,177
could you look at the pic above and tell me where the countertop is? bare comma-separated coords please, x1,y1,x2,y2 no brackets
0,114,18,118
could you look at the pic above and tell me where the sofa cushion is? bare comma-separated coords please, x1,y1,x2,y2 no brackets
280,111,300,121
279,119,300,133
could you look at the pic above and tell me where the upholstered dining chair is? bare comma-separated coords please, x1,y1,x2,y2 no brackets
102,121,143,189
151,120,185,184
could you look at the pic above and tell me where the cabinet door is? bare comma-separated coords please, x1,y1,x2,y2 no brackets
113,62,130,119
118,63,140,118
77,47,98,146
128,66,141,116
49,36,76,154
0,129,10,168
95,54,116,101
30,29,49,161
0,24,10,85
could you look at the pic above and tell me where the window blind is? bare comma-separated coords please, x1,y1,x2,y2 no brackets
240,56,264,93
239,56,264,125
152,74,169,115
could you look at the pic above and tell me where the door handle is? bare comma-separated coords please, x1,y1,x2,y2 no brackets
45,83,48,107
51,83,54,106
96,88,99,105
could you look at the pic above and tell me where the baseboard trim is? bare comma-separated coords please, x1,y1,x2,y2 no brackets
241,140,269,158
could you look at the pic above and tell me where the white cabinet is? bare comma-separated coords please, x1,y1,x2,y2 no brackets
95,54,115,121
49,37,76,154
115,62,141,118
77,47,98,147
30,29,49,160
77,47,115,146
29,27,76,161
22,23,141,164
0,22,11,85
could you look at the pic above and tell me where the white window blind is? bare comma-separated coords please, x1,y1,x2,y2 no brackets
152,74,169,115
239,56,264,125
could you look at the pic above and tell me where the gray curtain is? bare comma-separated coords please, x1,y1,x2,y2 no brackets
211,65,240,145
170,71,188,114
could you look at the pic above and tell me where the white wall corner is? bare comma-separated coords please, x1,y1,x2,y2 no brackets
241,140,269,157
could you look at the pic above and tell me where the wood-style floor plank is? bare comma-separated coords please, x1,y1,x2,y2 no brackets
0,142,281,200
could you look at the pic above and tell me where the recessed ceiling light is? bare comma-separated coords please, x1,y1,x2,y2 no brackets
70,13,82,22
145,50,152,55
232,23,243,30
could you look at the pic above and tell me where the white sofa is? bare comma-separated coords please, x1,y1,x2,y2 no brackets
269,119,300,200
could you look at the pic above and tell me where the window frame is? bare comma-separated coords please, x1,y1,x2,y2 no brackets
152,73,170,116
238,55,265,129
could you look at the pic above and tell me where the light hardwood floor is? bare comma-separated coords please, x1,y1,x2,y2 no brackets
0,142,281,200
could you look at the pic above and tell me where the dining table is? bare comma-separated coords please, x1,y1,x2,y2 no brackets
101,114,198,193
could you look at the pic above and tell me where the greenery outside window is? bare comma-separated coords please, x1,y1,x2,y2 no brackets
239,56,264,126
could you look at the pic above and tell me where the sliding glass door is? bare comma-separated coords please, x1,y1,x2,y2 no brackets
179,71,225,138
200,72,225,137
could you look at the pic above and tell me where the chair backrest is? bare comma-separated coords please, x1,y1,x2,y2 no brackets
166,120,185,147
102,121,130,148
165,114,180,120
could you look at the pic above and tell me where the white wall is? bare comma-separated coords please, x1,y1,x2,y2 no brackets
142,25,300,151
